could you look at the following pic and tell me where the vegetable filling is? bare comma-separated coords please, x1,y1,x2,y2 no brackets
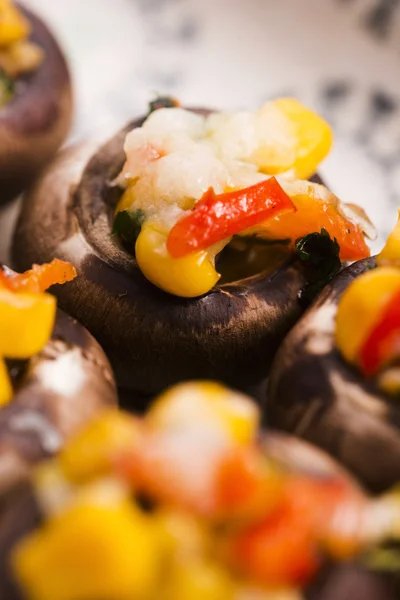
113,98,373,298
12,381,400,600
0,259,77,405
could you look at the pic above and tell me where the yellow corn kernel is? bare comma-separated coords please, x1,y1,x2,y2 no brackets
377,210,400,267
378,368,400,397
59,410,141,484
336,267,400,364
135,224,220,297
0,289,56,358
255,98,333,180
0,0,30,47
13,502,161,600
0,356,12,406
0,39,44,77
148,381,259,444
115,185,136,215
162,558,234,600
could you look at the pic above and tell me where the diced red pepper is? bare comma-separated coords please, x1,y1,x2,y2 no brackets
228,495,320,587
359,286,400,376
166,177,296,258
215,446,283,520
227,475,360,587
0,269,13,290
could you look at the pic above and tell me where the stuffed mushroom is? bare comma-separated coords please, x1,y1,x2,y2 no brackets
1,381,399,600
0,258,117,496
12,98,373,399
0,0,72,204
268,214,400,493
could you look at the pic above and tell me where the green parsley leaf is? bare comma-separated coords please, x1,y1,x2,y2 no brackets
148,96,180,114
112,209,146,244
296,228,342,305
363,547,400,572
0,69,14,108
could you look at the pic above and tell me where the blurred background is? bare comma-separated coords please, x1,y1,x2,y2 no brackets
2,0,400,257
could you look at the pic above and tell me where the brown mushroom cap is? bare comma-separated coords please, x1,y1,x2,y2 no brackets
12,110,324,401
0,4,73,205
1,430,395,600
266,257,400,493
0,309,117,496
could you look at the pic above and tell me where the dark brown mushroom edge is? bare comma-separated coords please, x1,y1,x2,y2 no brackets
0,4,73,205
12,108,342,404
0,309,117,499
0,430,398,600
266,256,400,494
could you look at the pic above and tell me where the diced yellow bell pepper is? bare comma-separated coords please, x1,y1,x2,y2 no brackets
148,381,260,444
59,410,141,484
0,356,12,406
155,509,210,561
254,98,333,180
13,502,161,600
162,558,234,600
0,288,56,358
377,210,400,267
0,0,30,48
135,223,220,297
335,267,400,364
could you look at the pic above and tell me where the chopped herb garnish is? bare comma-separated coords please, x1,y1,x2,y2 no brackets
363,546,400,572
296,228,342,306
148,96,181,114
112,209,145,244
0,69,14,108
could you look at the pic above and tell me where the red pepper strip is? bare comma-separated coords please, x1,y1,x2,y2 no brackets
359,287,400,376
229,477,322,587
166,177,296,258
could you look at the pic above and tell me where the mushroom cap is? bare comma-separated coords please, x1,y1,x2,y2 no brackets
0,4,73,205
267,257,400,493
0,309,117,496
12,111,314,401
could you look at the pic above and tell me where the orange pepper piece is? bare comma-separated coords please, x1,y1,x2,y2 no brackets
228,498,320,587
7,259,77,293
215,446,283,520
258,192,370,261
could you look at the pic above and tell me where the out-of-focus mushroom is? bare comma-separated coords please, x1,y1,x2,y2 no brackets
0,309,117,496
266,257,400,493
0,3,72,204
